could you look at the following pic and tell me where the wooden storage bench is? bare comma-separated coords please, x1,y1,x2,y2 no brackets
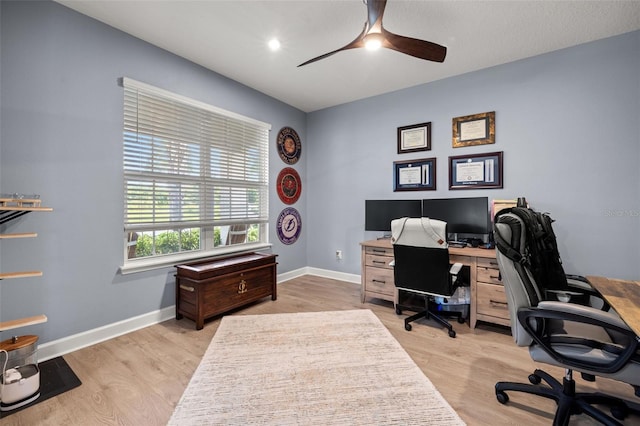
175,252,278,330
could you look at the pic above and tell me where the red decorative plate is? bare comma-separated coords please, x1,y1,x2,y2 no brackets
276,167,302,205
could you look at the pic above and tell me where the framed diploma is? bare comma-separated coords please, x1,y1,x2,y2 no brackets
393,158,436,191
449,151,503,190
452,111,495,148
397,122,431,154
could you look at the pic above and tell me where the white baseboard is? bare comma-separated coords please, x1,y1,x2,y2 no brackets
38,269,361,361
277,267,309,283
305,267,360,284
278,267,360,285
38,306,176,362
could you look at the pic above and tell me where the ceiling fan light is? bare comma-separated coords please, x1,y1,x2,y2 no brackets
364,33,383,50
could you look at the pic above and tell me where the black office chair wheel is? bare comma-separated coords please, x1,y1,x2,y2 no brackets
496,391,509,404
610,405,628,420
528,373,541,385
457,316,466,324
395,306,402,315
405,323,412,331
448,330,456,338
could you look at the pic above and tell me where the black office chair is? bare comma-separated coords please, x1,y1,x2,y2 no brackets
390,217,466,338
493,211,640,425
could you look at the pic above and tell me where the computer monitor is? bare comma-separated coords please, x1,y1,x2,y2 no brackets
365,199,422,232
421,197,489,236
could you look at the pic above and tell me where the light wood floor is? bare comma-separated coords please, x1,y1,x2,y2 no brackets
2,275,638,425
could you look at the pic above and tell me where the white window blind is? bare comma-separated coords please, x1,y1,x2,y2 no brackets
122,77,270,233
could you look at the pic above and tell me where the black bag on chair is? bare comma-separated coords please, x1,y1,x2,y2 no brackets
493,207,567,291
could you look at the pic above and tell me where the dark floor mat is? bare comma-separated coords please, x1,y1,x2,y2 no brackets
0,356,81,418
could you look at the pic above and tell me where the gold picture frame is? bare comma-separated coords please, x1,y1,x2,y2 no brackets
452,111,495,148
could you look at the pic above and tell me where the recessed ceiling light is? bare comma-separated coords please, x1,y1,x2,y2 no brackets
268,38,281,51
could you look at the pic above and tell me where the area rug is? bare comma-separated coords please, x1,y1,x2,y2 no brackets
169,309,465,425
0,356,82,418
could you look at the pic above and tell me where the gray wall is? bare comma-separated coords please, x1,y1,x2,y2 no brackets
306,31,640,281
0,1,307,343
1,1,638,346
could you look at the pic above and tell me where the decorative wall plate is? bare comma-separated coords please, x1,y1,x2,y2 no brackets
276,126,301,165
276,207,302,245
276,167,302,205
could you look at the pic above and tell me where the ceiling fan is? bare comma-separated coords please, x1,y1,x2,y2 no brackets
298,0,447,67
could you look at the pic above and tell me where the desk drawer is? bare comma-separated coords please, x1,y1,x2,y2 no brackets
476,282,509,320
365,254,393,270
477,266,502,285
364,266,395,296
365,246,394,257
478,257,500,269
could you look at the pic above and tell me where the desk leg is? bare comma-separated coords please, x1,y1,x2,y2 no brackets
469,258,478,329
360,247,366,303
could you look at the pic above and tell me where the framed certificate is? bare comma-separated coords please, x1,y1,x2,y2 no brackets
397,122,431,154
393,158,436,191
452,111,495,148
449,151,503,190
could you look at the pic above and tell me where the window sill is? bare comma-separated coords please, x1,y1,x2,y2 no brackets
119,242,273,275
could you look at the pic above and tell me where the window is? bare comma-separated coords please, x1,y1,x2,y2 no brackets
121,78,270,272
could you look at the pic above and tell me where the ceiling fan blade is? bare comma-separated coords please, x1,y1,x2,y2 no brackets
298,23,367,67
381,28,447,62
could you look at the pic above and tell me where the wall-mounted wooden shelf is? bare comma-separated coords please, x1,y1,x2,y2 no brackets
0,315,48,332
0,232,38,239
0,206,53,225
0,271,43,280
0,200,52,332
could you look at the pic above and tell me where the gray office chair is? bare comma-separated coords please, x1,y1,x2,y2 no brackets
493,211,640,425
390,217,466,338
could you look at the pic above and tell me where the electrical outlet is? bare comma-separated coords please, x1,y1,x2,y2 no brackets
335,250,343,260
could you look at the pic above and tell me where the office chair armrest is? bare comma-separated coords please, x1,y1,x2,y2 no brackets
540,274,610,311
566,275,611,311
537,301,627,330
449,262,463,276
518,302,638,374
566,274,592,290
545,289,584,303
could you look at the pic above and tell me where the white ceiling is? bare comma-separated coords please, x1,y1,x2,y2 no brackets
55,0,640,113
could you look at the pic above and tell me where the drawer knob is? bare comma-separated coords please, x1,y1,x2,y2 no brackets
372,279,386,285
238,279,248,294
179,284,195,292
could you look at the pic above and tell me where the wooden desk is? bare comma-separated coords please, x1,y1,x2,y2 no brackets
586,276,640,336
360,239,505,329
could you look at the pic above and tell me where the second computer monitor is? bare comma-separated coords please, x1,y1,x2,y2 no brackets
421,197,489,235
